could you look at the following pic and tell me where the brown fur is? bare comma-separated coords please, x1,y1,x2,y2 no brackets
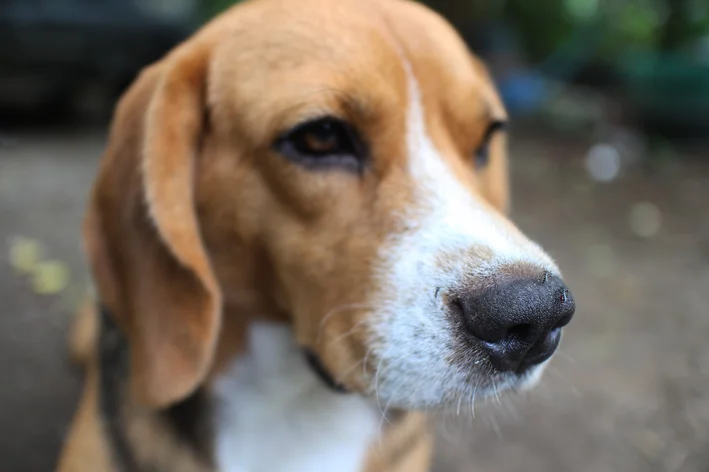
58,0,513,470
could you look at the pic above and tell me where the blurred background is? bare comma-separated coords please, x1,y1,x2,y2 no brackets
1,0,708,471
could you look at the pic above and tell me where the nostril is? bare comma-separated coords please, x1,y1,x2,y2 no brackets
517,328,563,371
450,297,465,317
554,312,573,330
507,323,533,341
454,295,510,344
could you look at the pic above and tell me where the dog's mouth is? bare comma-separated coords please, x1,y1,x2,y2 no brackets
503,361,550,396
353,317,567,410
451,359,552,406
301,333,556,410
303,348,349,393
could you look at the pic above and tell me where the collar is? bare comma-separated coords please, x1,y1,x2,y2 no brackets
303,348,349,394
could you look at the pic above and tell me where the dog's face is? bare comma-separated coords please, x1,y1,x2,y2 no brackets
86,0,574,409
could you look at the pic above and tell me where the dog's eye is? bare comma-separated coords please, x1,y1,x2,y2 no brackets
292,119,352,156
276,117,365,171
475,120,506,168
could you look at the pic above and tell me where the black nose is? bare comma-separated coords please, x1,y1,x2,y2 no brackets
454,271,575,373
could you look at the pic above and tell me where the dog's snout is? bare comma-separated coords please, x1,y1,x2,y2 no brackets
453,271,575,373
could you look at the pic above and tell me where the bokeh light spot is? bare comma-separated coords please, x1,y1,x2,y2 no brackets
586,143,621,182
629,202,662,238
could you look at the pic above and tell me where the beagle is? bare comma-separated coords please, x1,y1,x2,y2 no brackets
56,0,575,470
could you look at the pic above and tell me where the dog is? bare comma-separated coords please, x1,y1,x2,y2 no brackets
56,0,575,470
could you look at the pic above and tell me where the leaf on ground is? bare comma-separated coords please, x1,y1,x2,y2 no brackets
31,260,70,295
9,237,43,274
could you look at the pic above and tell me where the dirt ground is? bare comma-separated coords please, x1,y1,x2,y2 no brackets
1,126,708,472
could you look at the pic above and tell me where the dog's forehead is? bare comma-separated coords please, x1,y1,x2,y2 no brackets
380,0,506,122
208,0,502,134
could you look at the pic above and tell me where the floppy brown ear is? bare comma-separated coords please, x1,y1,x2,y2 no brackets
84,44,221,408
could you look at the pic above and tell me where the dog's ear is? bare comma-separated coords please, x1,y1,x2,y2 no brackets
84,44,221,408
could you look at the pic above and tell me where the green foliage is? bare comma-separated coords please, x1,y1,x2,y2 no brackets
502,0,577,62
200,0,242,22
197,0,709,63
596,0,666,58
458,0,709,62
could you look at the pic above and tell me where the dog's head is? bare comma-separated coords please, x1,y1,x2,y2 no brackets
85,0,574,409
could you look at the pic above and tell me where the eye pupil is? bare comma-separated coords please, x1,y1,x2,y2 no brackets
276,116,366,171
280,117,361,162
302,122,339,154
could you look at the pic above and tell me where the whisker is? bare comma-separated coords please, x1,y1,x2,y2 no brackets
545,364,580,397
373,350,413,422
488,413,503,440
499,391,520,423
439,411,462,445
470,386,477,419
316,303,373,343
373,346,393,420
380,379,406,428
373,351,405,448
334,357,365,385
361,345,377,379
326,317,370,346
492,380,501,405
555,349,577,365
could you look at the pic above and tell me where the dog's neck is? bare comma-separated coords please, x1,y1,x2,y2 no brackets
213,304,349,394
205,303,386,471
207,300,288,378
100,303,410,472
212,321,381,472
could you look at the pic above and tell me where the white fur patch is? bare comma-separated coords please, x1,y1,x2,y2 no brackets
213,322,380,472
367,62,559,408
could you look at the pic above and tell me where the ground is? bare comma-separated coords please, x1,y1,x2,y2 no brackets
1,126,708,472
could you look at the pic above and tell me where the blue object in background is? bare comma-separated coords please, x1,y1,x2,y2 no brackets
497,71,550,115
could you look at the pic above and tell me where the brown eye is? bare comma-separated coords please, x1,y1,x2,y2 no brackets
276,117,366,171
299,120,344,154
475,120,506,168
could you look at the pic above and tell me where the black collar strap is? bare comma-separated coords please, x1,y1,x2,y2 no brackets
303,349,349,394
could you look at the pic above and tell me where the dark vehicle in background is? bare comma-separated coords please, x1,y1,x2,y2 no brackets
0,0,198,120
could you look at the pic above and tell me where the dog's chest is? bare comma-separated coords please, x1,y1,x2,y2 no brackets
212,322,380,472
